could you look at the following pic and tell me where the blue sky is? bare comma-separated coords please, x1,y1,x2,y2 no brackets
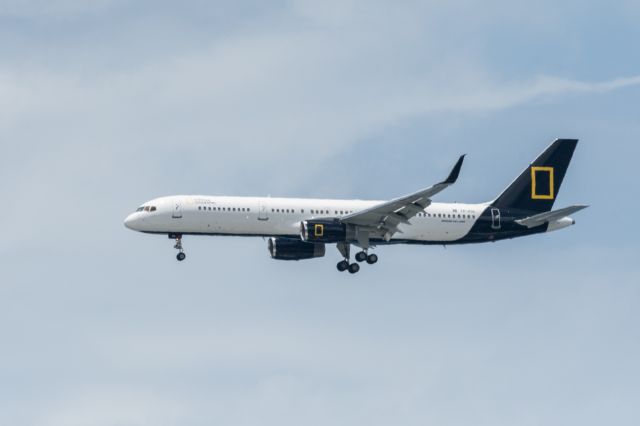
1,1,639,425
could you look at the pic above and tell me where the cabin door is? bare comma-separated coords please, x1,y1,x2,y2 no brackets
258,204,269,221
491,208,501,230
172,203,183,219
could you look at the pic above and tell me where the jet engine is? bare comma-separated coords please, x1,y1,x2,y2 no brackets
300,219,356,243
268,237,325,261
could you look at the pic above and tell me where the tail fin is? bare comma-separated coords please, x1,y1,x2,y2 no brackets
493,139,578,213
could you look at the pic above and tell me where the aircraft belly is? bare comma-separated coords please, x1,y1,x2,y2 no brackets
394,218,476,242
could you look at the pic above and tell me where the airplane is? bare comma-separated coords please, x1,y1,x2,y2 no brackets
124,139,587,274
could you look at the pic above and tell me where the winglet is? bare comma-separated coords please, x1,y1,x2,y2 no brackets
443,155,466,184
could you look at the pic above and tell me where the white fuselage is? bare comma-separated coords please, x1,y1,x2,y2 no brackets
124,195,490,243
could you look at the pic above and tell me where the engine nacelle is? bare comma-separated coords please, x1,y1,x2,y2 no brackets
268,237,325,261
300,219,353,243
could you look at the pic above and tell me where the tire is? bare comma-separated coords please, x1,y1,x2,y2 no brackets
176,252,186,261
348,263,360,274
337,260,349,272
355,251,367,262
366,253,378,264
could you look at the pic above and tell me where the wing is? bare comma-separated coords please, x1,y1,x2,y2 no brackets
341,155,465,240
515,205,588,228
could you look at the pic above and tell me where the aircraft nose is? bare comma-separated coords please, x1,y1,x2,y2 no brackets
124,213,139,230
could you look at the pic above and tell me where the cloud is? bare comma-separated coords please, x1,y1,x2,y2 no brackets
32,387,189,426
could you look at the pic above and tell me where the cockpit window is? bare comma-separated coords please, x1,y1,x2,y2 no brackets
150,206,157,212
144,206,150,212
136,207,144,212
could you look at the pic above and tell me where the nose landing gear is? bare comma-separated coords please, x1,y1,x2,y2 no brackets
170,234,186,261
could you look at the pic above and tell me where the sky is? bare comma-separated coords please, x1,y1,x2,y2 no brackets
1,1,640,425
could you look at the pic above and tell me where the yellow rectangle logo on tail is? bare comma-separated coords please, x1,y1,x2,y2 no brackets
531,166,555,199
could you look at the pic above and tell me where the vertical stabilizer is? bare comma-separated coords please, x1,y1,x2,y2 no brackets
493,139,578,213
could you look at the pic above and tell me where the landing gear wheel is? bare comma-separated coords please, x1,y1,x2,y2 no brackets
337,260,349,272
366,253,378,264
348,263,360,274
171,234,186,261
355,251,367,262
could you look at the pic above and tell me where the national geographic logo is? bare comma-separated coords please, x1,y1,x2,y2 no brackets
531,166,555,200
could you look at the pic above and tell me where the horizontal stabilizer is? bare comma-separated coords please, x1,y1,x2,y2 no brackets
515,205,588,228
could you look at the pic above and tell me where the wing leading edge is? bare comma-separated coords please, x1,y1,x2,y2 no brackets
341,155,465,240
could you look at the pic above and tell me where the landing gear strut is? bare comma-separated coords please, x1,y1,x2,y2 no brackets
336,242,360,274
171,234,186,261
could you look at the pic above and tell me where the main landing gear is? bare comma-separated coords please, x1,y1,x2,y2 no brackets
170,234,186,261
336,243,377,274
355,251,378,264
